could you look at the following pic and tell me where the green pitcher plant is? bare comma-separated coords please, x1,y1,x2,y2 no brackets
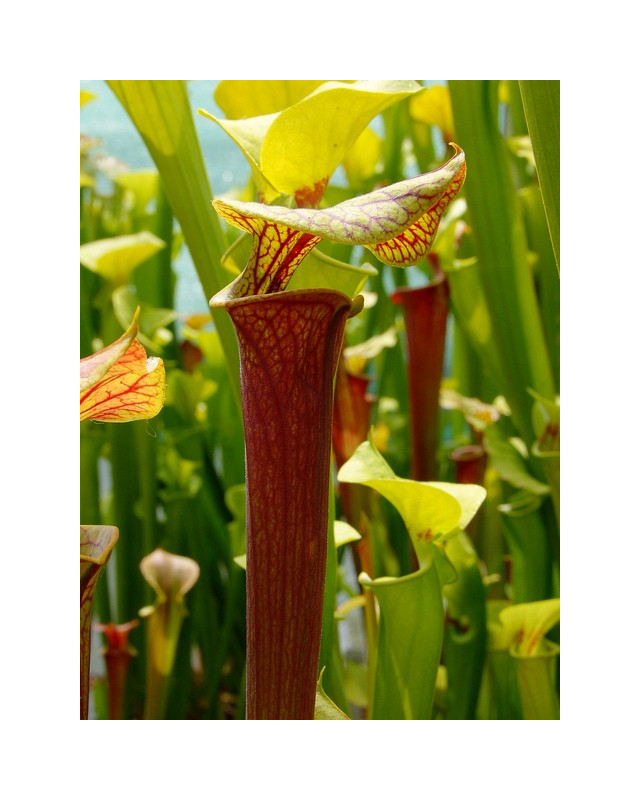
337,433,486,719
497,598,560,719
139,548,200,719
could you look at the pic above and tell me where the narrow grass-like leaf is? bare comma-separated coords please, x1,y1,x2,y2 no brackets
442,532,487,719
448,81,556,443
444,257,509,397
519,81,560,272
499,496,552,603
519,184,560,386
106,80,241,404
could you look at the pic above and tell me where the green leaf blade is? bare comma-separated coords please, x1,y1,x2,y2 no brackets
107,80,241,406
519,81,560,272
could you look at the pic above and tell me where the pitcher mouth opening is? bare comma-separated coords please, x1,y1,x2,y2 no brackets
211,284,364,319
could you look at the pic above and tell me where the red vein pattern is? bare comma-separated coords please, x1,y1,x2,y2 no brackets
228,289,354,719
213,201,321,302
80,339,165,422
212,144,466,285
368,162,466,265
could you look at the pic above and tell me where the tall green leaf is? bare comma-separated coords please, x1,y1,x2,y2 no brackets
519,81,560,273
106,80,241,406
448,80,556,445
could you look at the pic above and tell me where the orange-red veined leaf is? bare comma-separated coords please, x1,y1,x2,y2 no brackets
80,309,165,422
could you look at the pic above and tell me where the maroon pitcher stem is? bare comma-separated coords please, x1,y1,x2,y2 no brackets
392,267,449,482
226,288,358,719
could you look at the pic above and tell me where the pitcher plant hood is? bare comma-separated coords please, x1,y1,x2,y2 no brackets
210,145,466,305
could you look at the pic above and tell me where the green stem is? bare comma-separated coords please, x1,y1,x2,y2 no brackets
134,422,158,559
109,423,145,623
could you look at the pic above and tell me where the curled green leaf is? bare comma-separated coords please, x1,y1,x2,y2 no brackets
334,520,362,548
79,231,166,286
499,598,560,658
338,434,485,567
203,80,424,205
495,598,560,720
